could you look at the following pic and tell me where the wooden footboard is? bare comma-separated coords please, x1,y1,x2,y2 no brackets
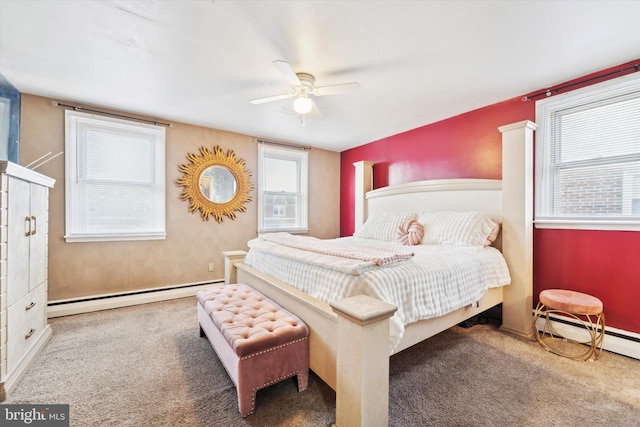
232,258,504,374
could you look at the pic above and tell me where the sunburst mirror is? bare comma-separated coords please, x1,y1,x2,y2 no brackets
177,146,253,222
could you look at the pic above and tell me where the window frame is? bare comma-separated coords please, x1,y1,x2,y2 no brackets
257,143,309,234
535,72,640,231
64,110,166,242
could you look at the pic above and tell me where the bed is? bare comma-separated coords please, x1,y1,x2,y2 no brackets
223,120,536,426
244,222,511,353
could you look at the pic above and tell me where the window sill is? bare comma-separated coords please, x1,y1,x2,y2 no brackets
534,219,640,232
64,232,167,243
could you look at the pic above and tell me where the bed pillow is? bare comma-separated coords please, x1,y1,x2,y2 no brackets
418,211,499,247
485,222,501,246
355,212,418,242
396,219,424,246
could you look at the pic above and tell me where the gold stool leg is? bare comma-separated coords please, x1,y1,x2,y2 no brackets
592,312,605,360
533,303,605,361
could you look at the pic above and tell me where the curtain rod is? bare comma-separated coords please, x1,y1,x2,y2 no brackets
257,139,312,151
521,63,639,102
50,101,172,127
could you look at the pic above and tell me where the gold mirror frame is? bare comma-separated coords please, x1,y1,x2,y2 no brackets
177,146,253,222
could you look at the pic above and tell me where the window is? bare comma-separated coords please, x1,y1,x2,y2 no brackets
535,72,640,231
258,143,308,233
65,111,166,242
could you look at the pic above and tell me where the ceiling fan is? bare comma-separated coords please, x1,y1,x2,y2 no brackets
250,60,360,118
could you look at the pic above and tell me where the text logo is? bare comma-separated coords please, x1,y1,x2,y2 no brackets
1,405,69,426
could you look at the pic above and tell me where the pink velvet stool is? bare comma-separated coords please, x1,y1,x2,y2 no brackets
197,284,309,416
533,289,605,361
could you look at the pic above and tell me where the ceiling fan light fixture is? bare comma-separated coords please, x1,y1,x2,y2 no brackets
251,61,359,118
293,96,313,115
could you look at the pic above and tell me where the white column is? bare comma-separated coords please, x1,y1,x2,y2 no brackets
222,250,247,285
498,120,536,338
353,161,374,233
330,295,397,427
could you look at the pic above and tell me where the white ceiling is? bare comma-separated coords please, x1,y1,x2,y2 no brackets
1,1,639,152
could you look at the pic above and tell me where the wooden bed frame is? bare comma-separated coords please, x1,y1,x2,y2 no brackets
223,120,536,426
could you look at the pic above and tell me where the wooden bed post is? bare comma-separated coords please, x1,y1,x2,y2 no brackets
353,161,374,233
223,250,247,285
331,295,397,427
498,120,536,338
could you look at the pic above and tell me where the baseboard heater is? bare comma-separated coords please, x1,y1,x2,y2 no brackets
48,280,223,318
534,311,640,361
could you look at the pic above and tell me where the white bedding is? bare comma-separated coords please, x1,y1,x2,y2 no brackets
244,236,511,352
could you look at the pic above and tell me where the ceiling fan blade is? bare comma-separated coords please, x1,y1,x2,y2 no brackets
313,82,361,97
250,93,295,104
273,60,301,86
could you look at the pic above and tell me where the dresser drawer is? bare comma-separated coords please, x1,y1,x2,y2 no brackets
7,285,46,373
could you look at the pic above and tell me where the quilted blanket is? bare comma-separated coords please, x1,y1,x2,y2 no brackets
259,232,414,266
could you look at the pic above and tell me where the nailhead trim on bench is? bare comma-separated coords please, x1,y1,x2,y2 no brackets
240,337,308,360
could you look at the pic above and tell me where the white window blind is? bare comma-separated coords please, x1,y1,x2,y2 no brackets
535,72,640,230
258,143,308,233
65,110,166,242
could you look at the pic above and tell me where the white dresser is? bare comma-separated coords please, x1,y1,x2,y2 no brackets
0,161,55,401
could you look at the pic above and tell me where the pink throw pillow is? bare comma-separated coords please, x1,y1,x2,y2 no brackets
396,220,424,246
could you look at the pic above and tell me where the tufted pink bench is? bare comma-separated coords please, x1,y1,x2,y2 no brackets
197,283,309,416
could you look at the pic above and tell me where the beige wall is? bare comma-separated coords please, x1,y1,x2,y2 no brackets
19,94,340,301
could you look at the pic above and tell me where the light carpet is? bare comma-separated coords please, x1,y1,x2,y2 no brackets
5,297,640,426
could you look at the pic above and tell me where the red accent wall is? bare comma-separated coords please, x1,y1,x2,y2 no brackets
534,229,640,334
340,59,640,334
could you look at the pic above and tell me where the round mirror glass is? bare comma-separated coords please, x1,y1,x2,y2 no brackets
199,165,237,203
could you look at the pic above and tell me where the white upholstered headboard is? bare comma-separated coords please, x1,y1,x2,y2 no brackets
365,178,502,222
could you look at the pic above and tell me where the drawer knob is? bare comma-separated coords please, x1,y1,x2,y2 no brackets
26,301,37,311
25,328,36,340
